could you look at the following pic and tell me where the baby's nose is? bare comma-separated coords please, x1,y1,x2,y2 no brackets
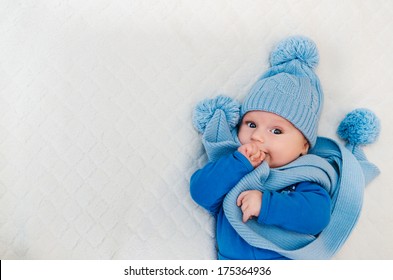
251,130,265,143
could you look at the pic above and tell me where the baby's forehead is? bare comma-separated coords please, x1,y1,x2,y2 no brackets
243,110,291,125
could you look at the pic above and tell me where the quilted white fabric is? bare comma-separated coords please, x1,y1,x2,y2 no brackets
0,0,392,259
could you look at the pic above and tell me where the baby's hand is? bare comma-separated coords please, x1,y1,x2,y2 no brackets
236,190,263,223
237,142,266,168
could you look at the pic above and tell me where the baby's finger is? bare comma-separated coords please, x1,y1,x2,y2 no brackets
236,191,250,207
242,210,252,223
237,191,248,206
250,149,261,161
259,151,266,161
253,151,266,164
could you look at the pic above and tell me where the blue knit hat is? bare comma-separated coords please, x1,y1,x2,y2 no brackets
241,36,323,147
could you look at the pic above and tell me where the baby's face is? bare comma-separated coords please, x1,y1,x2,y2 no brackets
238,111,309,168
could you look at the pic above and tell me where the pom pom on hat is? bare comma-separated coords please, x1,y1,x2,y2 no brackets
337,108,381,146
270,36,319,69
193,95,240,134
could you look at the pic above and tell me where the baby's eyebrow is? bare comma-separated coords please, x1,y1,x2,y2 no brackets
272,120,286,125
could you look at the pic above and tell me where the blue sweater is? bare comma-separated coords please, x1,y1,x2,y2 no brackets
190,151,331,260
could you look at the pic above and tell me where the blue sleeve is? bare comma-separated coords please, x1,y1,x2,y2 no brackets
190,151,253,215
258,182,331,235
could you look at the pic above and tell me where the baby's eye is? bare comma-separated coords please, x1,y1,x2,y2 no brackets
270,128,282,135
246,122,257,128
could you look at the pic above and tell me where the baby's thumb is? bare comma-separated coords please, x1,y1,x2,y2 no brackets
242,211,251,223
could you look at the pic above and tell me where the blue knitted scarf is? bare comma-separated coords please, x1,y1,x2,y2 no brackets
193,96,380,259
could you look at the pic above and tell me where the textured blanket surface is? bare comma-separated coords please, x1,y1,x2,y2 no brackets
0,0,392,259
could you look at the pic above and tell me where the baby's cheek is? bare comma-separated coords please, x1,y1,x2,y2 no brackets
263,154,271,166
238,136,248,145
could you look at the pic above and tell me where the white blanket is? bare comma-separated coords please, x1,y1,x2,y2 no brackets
0,0,392,259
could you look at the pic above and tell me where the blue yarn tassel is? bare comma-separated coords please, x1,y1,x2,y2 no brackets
337,108,381,146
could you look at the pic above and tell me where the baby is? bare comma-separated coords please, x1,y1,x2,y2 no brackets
190,36,331,259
